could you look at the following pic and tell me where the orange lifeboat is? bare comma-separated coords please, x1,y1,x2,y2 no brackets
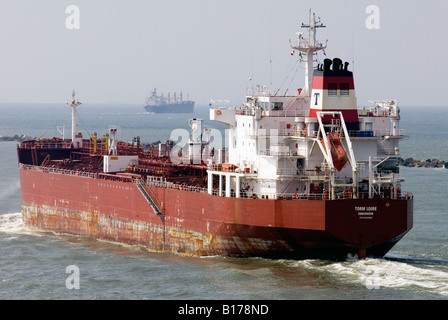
328,132,348,171
222,163,238,171
321,132,348,171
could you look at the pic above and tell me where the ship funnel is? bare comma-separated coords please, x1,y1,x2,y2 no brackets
323,59,332,71
310,56,359,130
332,58,342,71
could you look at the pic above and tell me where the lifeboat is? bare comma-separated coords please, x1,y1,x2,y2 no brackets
328,132,348,171
322,132,348,171
222,163,238,171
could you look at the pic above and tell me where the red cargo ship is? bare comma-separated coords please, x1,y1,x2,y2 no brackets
17,13,412,260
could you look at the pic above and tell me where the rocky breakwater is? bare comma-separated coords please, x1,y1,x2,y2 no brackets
399,157,448,169
0,134,35,142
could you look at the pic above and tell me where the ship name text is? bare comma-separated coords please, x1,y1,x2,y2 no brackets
355,206,377,211
355,206,376,219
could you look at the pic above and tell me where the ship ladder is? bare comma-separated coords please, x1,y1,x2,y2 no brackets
136,180,162,215
41,154,51,166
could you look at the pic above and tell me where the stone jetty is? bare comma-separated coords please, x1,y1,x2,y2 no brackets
399,157,448,169
0,134,35,142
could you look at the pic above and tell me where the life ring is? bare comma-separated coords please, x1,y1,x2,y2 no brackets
295,193,300,199
216,110,222,115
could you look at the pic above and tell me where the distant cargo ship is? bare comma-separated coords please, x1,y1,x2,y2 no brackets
144,88,194,113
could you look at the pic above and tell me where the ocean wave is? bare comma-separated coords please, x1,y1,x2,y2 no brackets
0,212,25,234
294,257,448,297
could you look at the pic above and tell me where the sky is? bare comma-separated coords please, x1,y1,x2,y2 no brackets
0,0,447,107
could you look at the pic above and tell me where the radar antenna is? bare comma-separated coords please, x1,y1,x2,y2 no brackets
290,10,327,96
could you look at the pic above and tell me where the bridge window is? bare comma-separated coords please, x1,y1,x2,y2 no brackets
328,83,337,96
271,102,283,110
340,83,350,96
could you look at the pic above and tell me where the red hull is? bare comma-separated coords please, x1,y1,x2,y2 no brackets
19,165,413,259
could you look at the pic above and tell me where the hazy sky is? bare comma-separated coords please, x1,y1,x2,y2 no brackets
0,0,447,106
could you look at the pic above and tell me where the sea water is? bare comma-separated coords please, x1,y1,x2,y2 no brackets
0,103,447,301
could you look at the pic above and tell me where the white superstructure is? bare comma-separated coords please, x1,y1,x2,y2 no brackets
206,13,406,201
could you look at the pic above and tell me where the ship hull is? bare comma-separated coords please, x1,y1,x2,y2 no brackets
144,102,194,114
19,166,413,259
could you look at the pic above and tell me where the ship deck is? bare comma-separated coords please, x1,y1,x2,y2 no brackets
17,137,413,201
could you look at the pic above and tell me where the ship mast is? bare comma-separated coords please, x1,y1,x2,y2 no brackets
66,90,82,148
291,10,327,96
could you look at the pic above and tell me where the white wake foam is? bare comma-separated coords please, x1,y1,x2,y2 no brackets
295,258,448,296
0,212,25,234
